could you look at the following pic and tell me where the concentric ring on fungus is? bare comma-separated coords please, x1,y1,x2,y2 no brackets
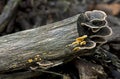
85,10,107,20
90,26,112,38
76,10,112,49
81,20,107,29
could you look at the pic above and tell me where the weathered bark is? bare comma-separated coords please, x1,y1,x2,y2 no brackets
75,58,106,79
0,13,119,73
0,14,80,73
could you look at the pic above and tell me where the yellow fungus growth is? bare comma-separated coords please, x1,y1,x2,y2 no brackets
34,57,41,61
34,57,38,61
28,59,33,63
34,55,42,61
71,35,87,52
73,47,81,52
27,55,42,63
12,64,17,68
72,41,79,45
80,41,86,45
76,35,87,42
35,55,40,57
72,35,87,45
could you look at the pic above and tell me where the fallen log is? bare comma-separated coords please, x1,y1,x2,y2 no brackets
0,10,119,74
0,14,80,73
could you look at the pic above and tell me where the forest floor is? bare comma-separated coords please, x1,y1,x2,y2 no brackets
0,0,120,79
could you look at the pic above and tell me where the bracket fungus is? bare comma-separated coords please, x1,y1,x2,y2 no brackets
76,10,112,48
70,35,96,52
69,10,112,55
30,10,114,71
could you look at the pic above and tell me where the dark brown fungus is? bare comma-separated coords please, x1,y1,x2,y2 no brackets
73,40,96,50
91,28,100,33
69,35,96,53
85,10,107,20
91,20,106,26
69,10,112,55
90,37,107,44
77,10,112,46
77,13,89,37
79,40,96,50
81,20,107,29
90,26,112,38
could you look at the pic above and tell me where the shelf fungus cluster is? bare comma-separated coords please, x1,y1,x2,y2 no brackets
71,10,112,52
26,10,113,70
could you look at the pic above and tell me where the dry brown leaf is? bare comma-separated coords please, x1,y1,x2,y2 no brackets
88,3,120,16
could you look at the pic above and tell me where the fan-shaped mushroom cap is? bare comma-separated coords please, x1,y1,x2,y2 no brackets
90,37,107,44
90,26,112,38
77,10,112,47
77,40,96,50
81,20,107,29
85,10,107,20
68,35,96,53
79,10,108,32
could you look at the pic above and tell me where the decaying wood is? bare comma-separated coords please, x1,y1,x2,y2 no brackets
0,12,119,74
75,58,106,79
0,14,80,73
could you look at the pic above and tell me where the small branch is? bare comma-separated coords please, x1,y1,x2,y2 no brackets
0,0,21,33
